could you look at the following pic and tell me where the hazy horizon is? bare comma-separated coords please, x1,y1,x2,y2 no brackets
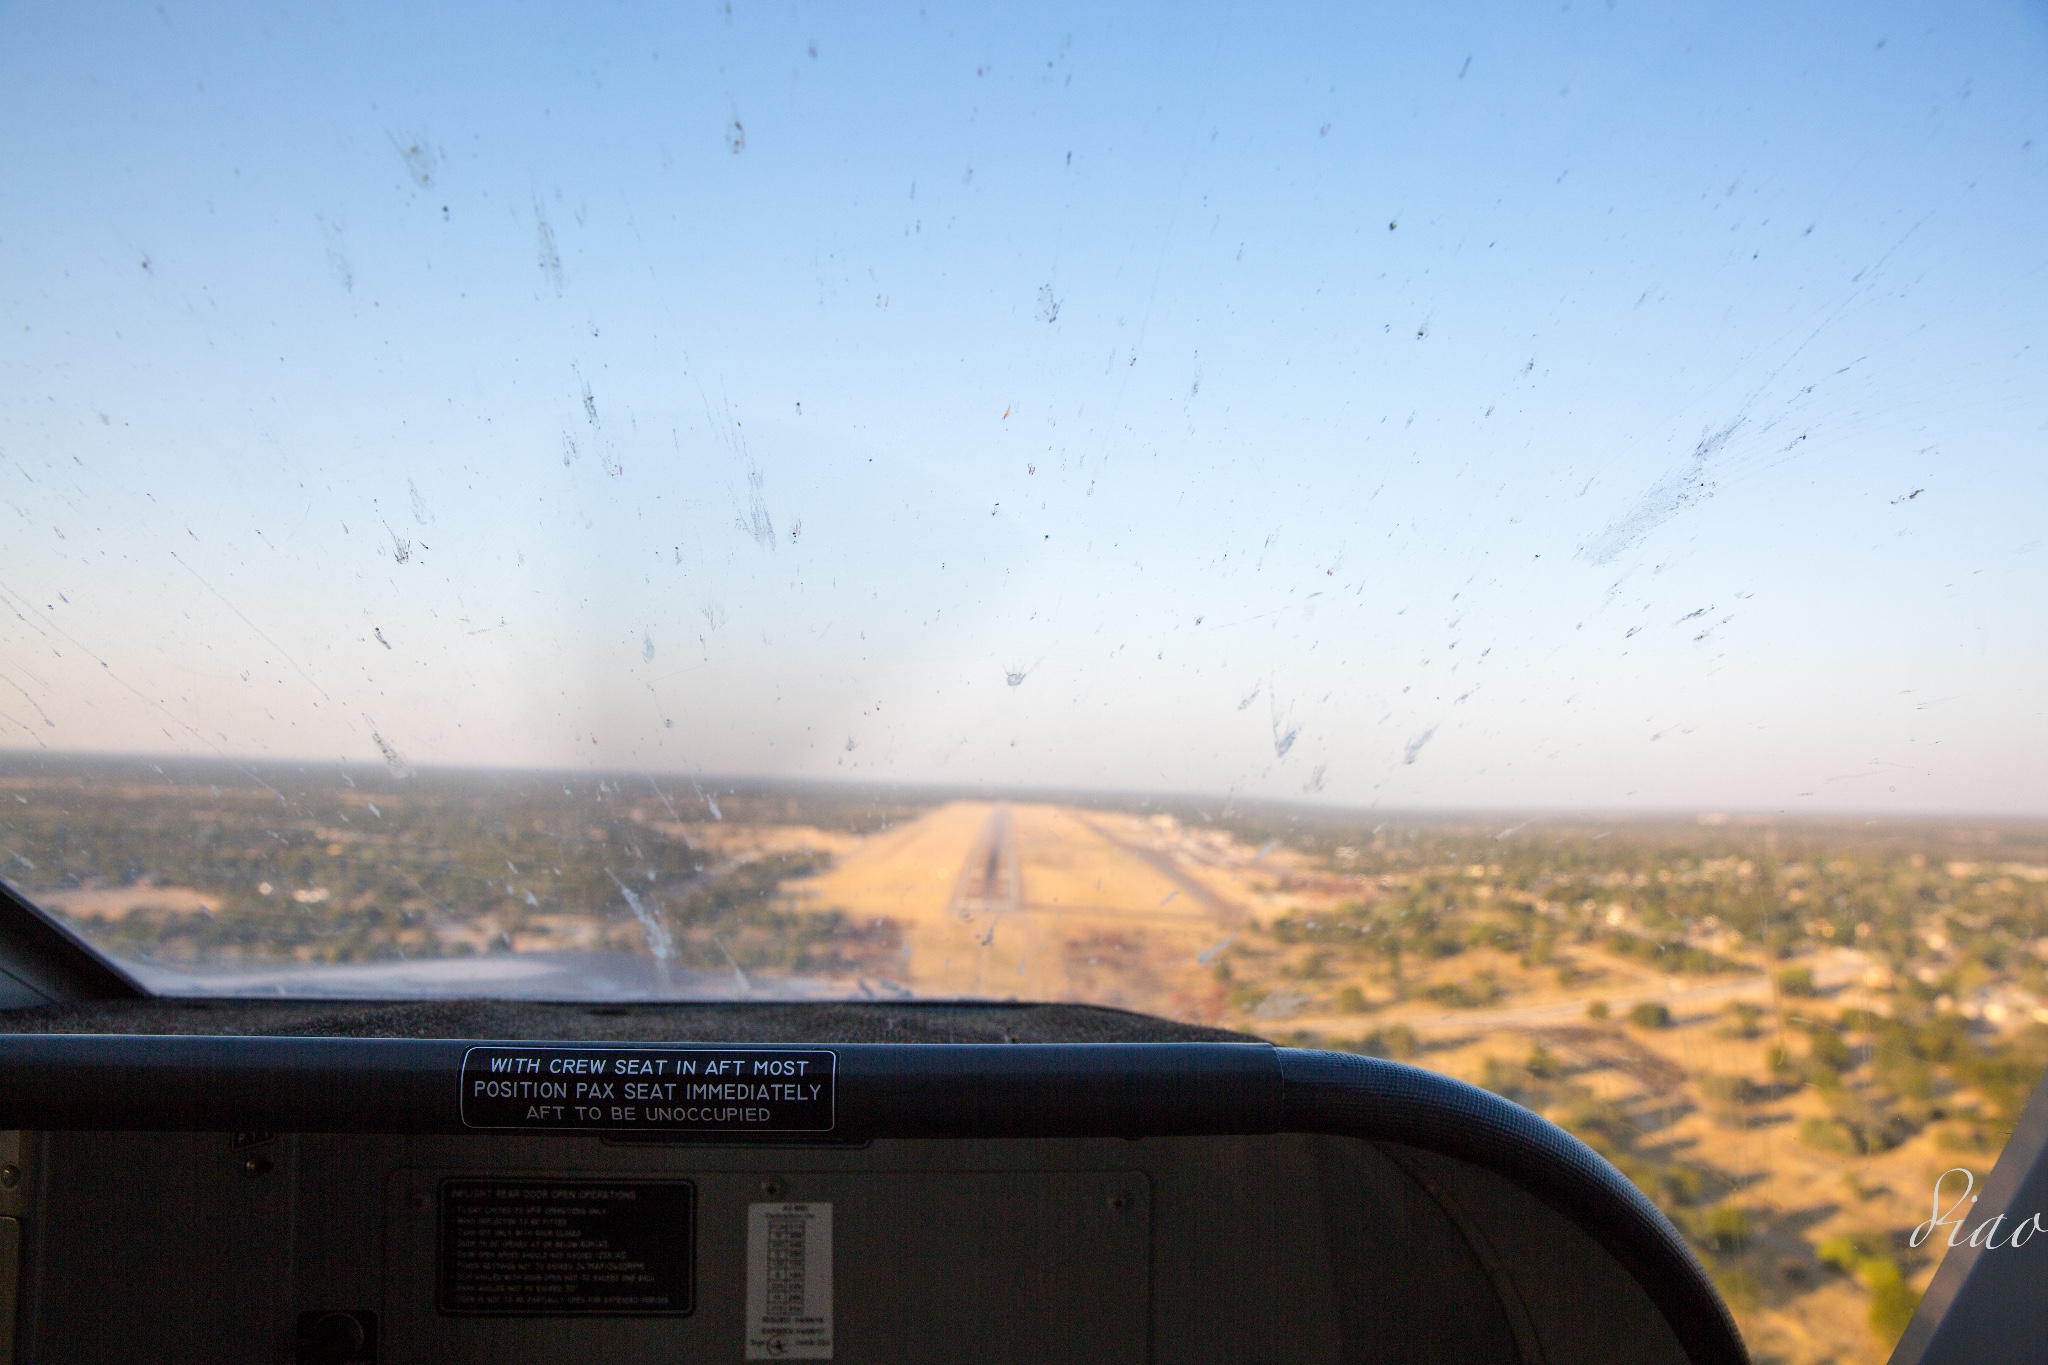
7,748,2048,825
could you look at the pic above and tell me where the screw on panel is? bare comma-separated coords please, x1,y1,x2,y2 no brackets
761,1177,785,1200
0,1164,18,1189
241,1154,272,1178
1108,1190,1131,1211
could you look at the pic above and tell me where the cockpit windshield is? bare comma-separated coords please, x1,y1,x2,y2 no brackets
3,4,2045,1357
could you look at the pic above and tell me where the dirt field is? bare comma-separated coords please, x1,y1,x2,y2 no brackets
36,884,223,919
792,801,1258,1014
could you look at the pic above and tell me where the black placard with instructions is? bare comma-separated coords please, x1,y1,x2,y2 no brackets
437,1179,694,1316
459,1046,836,1133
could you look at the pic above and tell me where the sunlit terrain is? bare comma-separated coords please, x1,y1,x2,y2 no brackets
4,755,2046,1363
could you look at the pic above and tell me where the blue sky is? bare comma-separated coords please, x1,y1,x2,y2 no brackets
2,0,2045,811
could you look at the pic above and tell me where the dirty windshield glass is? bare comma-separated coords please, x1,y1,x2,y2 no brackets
3,3,2046,1356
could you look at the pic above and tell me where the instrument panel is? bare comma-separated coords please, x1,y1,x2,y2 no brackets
18,1128,1686,1365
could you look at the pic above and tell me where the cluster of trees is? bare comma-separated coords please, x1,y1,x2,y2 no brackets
0,762,911,977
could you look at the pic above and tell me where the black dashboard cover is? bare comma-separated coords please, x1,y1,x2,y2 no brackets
0,998,1746,1365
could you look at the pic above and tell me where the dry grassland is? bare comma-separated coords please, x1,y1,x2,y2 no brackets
780,803,2033,1364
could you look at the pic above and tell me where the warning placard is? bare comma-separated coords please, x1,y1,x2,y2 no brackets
459,1047,836,1133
